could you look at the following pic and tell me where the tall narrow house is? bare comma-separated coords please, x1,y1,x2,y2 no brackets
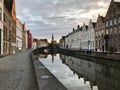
95,14,105,52
3,0,16,55
105,0,120,52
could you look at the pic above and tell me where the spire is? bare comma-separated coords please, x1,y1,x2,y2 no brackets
52,34,54,42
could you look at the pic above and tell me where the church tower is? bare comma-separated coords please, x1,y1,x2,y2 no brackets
51,34,54,43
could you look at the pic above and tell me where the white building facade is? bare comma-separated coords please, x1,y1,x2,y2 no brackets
87,20,96,50
16,18,22,51
81,24,88,50
0,0,3,55
60,21,96,51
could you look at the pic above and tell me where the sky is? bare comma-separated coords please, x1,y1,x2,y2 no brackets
15,0,120,41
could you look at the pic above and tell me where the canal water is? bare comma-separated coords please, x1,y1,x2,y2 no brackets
38,53,120,90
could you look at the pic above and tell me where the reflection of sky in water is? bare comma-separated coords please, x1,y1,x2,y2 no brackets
39,54,98,90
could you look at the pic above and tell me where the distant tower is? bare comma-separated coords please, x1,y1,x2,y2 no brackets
51,34,54,43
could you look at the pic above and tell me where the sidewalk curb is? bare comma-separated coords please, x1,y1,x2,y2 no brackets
30,52,67,90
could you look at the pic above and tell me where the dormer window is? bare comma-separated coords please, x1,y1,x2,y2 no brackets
110,20,113,26
106,21,108,27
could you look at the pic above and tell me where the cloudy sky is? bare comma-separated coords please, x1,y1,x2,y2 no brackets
15,0,119,41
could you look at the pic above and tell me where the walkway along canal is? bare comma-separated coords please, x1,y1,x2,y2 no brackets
59,48,120,61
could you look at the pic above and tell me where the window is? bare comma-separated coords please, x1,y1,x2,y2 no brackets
110,28,112,34
106,21,108,27
102,30,104,34
114,19,117,25
106,29,109,34
96,32,99,36
110,20,113,26
114,28,117,34
119,27,120,33
99,31,101,36
118,17,120,24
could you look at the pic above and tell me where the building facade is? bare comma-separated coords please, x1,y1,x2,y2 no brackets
38,39,49,48
16,18,22,51
3,0,16,55
3,0,12,55
60,22,95,51
27,30,32,48
22,23,27,50
95,14,105,52
32,38,38,49
105,0,120,52
87,20,96,50
81,24,89,50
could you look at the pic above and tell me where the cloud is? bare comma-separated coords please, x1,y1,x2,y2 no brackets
16,0,112,40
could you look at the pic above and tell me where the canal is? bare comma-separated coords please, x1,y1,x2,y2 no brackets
38,53,120,90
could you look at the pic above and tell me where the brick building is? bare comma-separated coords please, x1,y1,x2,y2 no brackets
22,23,27,50
95,14,105,52
27,30,32,48
3,0,16,55
105,0,120,52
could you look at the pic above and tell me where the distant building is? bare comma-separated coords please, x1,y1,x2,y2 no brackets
32,38,38,49
16,18,22,51
38,39,49,48
105,0,120,52
95,14,105,52
81,23,89,50
22,23,27,50
60,21,96,51
87,20,96,50
59,36,65,48
27,30,32,48
63,26,82,49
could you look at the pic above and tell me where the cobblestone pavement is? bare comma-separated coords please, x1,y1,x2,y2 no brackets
0,50,38,90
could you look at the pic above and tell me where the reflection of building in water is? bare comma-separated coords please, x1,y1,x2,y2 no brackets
96,63,120,90
38,54,48,58
60,54,120,90
60,54,97,90
51,54,57,63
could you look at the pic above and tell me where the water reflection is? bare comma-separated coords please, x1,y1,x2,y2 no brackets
38,54,48,58
38,53,120,90
60,54,120,90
